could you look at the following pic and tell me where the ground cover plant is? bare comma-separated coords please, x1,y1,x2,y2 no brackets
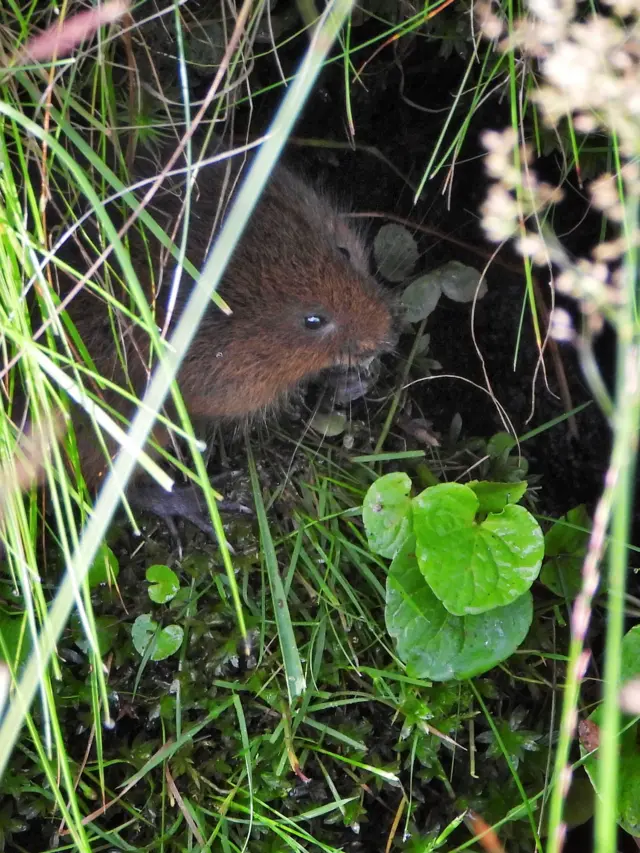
0,0,638,852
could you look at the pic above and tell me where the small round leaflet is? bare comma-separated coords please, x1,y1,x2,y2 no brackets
363,472,413,559
146,565,180,604
373,223,419,282
131,614,184,662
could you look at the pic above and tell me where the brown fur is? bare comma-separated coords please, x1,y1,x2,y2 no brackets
47,152,395,491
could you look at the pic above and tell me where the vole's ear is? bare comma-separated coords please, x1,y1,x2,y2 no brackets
332,216,370,275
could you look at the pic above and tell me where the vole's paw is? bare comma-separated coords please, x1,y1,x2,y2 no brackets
215,498,254,517
126,482,254,550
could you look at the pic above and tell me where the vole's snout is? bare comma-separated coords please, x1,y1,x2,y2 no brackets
336,339,389,370
350,313,398,363
324,359,381,405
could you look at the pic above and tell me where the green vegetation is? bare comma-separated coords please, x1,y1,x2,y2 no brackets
363,474,542,681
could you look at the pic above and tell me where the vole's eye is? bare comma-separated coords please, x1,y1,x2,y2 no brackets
337,245,351,261
304,314,328,331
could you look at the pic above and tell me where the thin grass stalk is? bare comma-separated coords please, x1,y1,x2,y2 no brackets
232,693,254,850
247,440,306,704
546,193,640,853
545,457,613,850
416,45,484,194
0,0,356,785
594,196,640,852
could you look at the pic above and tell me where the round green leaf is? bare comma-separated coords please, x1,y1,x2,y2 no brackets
540,505,590,599
146,565,180,604
373,223,419,282
544,505,591,558
539,558,584,599
400,274,442,323
151,625,184,661
467,480,528,514
131,614,184,661
131,614,156,658
487,432,517,459
437,260,487,303
309,411,347,437
453,592,532,679
413,483,543,615
87,544,119,588
386,538,532,681
362,472,413,559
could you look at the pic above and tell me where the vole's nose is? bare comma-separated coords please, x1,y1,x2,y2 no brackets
369,321,399,357
348,327,397,363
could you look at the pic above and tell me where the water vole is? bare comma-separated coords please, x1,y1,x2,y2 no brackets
45,149,395,528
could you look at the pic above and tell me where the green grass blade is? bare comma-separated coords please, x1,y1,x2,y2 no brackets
247,440,306,704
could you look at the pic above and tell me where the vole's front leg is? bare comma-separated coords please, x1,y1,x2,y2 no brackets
126,475,253,543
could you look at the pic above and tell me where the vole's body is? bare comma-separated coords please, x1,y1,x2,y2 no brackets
49,151,394,519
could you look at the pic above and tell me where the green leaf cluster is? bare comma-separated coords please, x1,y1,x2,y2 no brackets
363,474,544,681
